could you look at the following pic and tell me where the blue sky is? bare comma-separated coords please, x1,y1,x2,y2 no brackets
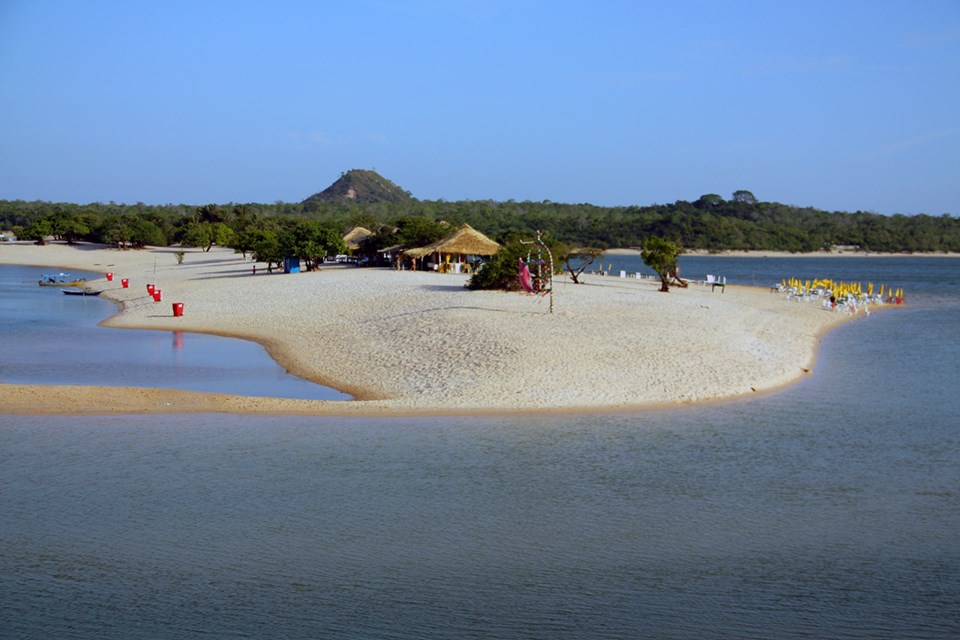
1,0,957,214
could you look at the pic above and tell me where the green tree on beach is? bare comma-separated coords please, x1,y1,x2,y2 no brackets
641,236,683,292
562,246,605,284
466,238,529,291
247,227,284,271
51,212,90,244
285,220,345,270
180,220,234,252
20,217,52,244
180,222,212,251
102,215,134,249
125,217,167,248
467,233,567,291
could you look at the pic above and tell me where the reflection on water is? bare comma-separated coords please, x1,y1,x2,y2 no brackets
0,265,350,400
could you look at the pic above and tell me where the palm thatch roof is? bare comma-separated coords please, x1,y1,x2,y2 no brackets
342,226,374,250
404,224,501,259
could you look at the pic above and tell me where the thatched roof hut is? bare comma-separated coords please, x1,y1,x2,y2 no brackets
405,224,500,258
342,226,374,251
404,224,501,273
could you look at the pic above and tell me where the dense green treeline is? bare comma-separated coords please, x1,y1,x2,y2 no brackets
1,193,958,253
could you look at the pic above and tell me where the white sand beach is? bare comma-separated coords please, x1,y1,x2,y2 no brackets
0,242,877,416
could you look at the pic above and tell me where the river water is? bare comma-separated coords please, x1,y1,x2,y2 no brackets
1,257,959,639
0,265,349,400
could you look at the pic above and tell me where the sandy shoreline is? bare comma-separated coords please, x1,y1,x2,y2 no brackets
0,242,881,416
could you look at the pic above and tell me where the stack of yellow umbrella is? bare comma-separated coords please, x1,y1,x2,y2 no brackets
779,275,903,301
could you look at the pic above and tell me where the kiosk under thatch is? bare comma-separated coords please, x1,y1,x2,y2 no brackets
342,226,374,251
404,223,501,273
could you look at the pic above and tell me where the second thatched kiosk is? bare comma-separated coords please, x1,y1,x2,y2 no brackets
405,223,501,273
342,226,374,252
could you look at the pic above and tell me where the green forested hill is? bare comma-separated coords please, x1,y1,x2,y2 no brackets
301,169,412,207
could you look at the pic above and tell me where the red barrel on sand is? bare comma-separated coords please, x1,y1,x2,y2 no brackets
153,289,162,302
147,284,155,295
106,272,113,281
121,278,129,288
172,302,184,317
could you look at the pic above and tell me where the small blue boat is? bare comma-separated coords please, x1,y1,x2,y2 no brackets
39,273,86,287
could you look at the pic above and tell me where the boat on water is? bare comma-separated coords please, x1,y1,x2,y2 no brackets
62,288,102,296
39,273,86,287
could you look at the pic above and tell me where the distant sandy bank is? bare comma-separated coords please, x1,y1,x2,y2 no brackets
0,242,880,416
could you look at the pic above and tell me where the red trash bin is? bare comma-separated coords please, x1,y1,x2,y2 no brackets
147,284,155,295
172,302,184,317
106,272,113,281
153,289,162,302
121,278,129,288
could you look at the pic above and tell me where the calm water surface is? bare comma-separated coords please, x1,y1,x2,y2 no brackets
609,253,960,303
1,258,958,639
0,265,350,400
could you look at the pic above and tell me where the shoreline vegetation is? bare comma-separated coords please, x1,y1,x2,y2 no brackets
0,242,903,417
4,184,959,257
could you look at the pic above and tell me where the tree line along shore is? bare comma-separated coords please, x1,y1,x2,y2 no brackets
2,183,958,260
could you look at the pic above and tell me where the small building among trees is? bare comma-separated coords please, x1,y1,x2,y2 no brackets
404,223,501,273
342,226,374,253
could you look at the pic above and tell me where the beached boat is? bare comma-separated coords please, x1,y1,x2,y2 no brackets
39,273,86,287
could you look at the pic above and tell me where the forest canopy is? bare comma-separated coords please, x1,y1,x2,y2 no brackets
1,190,958,254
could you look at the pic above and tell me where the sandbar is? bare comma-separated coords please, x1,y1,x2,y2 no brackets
0,242,875,416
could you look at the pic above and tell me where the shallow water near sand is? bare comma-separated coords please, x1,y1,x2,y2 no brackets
2,258,959,639
0,265,350,400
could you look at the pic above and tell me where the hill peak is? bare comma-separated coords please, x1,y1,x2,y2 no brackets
302,169,413,206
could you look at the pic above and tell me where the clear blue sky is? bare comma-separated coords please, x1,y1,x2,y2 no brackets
1,0,957,214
